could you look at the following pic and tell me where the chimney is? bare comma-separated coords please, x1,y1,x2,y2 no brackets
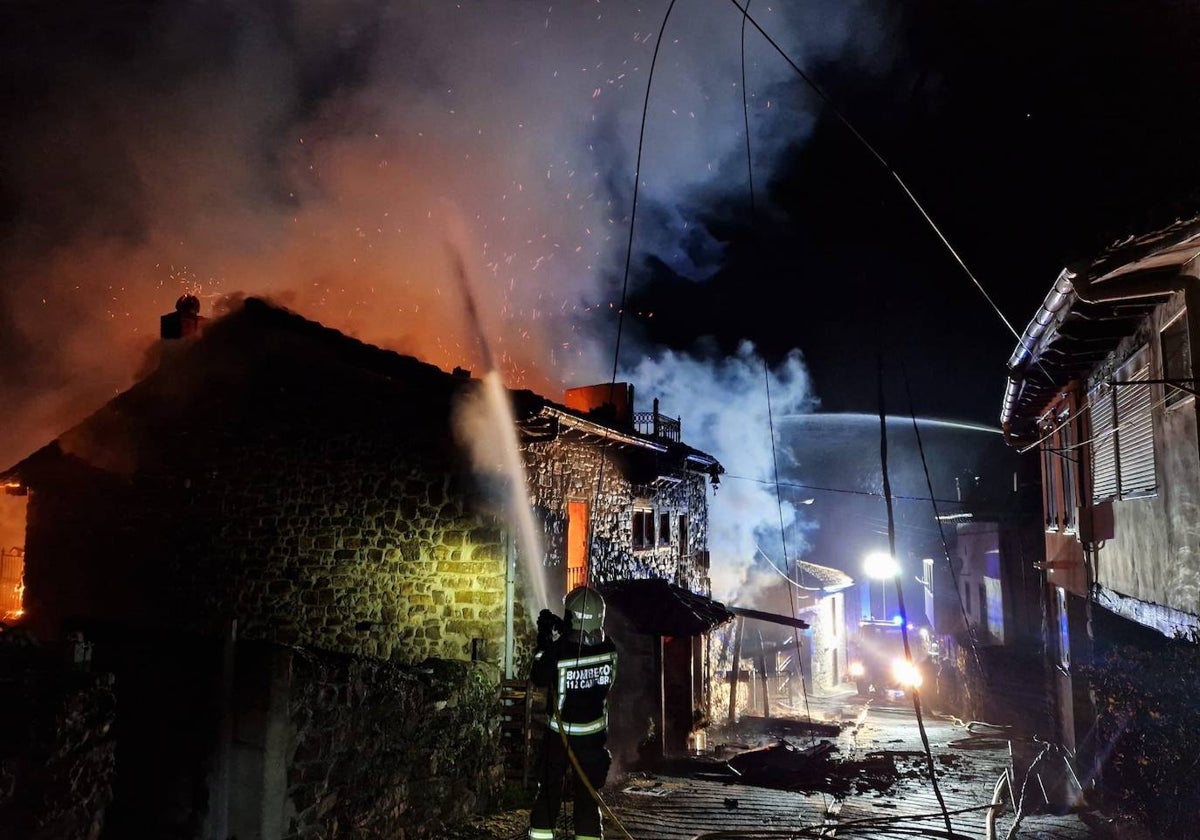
161,294,206,340
564,382,634,426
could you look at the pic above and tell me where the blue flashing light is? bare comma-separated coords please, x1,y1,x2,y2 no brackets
892,614,903,625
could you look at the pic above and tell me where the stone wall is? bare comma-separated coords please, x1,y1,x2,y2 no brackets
285,650,503,839
524,434,712,599
0,638,116,840
21,350,512,670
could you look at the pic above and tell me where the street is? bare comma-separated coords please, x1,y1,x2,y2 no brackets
451,688,1108,840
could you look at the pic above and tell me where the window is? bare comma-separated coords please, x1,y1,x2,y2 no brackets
1043,407,1080,532
1089,383,1117,501
1161,312,1192,407
1041,431,1061,530
1115,359,1155,497
632,508,655,550
1059,408,1079,532
658,511,671,547
1089,352,1156,502
678,514,689,559
566,501,589,590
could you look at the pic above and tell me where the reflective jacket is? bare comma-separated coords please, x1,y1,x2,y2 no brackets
531,633,618,736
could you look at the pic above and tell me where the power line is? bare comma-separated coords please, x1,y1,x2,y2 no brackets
725,0,1026,350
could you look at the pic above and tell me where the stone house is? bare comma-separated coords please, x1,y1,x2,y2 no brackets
793,560,853,695
0,296,726,839
1001,214,1200,755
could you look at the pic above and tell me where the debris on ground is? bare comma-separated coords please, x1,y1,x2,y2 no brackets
735,714,843,739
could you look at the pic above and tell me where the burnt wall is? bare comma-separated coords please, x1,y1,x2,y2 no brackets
524,433,712,602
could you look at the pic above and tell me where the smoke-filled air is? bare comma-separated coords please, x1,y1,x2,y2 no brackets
1,0,887,602
620,344,818,603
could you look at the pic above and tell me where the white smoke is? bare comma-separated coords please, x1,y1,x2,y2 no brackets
621,342,818,603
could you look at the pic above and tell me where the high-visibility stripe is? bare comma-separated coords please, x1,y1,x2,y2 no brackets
529,828,555,840
548,716,606,735
576,835,602,840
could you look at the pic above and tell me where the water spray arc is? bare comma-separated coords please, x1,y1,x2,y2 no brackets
784,412,1002,435
448,246,548,615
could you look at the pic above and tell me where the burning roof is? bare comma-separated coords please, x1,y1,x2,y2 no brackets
1,297,723,483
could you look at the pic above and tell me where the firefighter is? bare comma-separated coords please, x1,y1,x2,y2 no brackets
528,585,618,840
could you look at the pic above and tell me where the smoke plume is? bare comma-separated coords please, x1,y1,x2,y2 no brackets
1,1,888,604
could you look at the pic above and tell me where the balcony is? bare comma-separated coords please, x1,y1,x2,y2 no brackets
632,410,681,442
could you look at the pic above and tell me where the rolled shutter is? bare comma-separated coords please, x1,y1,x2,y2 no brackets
1117,363,1155,496
1089,384,1117,501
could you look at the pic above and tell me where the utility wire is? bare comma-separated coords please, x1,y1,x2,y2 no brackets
879,352,955,836
725,0,1026,350
740,0,757,220
739,4,825,806
902,364,989,728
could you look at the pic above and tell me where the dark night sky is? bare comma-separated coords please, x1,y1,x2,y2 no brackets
626,0,1200,425
3,1,1199,603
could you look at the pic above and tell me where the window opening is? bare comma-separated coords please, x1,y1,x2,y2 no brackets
1161,312,1192,408
1060,408,1079,532
566,500,589,590
0,485,28,621
1041,432,1061,531
632,508,655,551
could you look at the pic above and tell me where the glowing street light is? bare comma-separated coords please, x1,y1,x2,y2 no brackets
863,551,900,580
862,552,900,619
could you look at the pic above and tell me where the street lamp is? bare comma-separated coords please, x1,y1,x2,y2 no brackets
863,552,900,619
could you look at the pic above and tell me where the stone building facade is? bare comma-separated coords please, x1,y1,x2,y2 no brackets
1,297,724,838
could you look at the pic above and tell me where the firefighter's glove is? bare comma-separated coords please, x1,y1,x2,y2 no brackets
536,609,559,650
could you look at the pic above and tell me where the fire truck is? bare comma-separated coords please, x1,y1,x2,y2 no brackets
847,618,931,697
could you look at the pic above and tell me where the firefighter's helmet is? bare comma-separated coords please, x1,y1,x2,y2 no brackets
563,586,606,633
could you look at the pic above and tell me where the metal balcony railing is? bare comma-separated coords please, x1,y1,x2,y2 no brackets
632,410,681,442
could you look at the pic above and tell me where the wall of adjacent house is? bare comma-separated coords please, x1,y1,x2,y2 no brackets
805,592,846,693
1090,298,1200,634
